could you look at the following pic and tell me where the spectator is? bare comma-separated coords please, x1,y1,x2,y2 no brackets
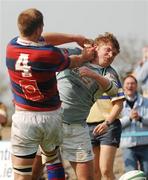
120,75,148,178
134,46,148,97
0,102,8,140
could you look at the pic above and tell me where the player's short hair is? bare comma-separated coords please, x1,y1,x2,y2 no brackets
94,32,120,55
17,8,44,36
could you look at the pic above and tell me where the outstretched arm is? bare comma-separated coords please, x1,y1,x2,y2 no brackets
105,99,123,123
42,32,86,47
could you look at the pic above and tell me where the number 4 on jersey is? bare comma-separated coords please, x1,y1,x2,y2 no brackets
15,53,32,77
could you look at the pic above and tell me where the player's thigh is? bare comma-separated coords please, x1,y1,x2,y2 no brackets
12,154,34,166
93,146,100,171
99,145,117,170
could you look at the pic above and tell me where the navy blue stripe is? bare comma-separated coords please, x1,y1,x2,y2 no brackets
11,81,23,94
15,152,36,159
118,92,125,96
11,77,56,93
38,77,57,90
112,80,122,88
99,95,111,99
6,58,67,72
6,58,16,71
9,37,62,52
13,167,32,173
100,92,124,99
30,61,66,72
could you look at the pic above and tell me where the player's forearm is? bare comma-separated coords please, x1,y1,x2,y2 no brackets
68,55,85,68
92,73,111,90
68,47,95,68
93,73,119,96
106,100,123,123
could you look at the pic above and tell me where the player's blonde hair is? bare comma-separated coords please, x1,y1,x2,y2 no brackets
94,32,120,55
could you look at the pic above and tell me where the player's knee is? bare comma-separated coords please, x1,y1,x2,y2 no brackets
101,167,113,178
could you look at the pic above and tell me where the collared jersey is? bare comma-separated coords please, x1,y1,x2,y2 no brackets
6,37,70,111
57,48,122,124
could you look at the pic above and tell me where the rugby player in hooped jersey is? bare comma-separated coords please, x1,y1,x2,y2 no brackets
6,8,95,180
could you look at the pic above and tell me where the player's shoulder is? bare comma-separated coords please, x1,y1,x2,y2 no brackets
105,66,119,79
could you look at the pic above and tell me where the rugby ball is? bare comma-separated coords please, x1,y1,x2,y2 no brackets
119,170,146,180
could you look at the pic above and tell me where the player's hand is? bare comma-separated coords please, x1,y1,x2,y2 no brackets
93,122,108,136
130,109,140,120
81,46,96,62
74,35,87,47
79,66,95,78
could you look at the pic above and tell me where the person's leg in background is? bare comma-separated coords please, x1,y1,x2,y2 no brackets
122,148,138,171
136,146,148,179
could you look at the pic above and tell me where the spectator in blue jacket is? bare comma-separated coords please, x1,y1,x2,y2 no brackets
120,75,148,178
134,46,148,97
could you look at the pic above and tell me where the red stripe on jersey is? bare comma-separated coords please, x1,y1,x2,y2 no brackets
11,79,58,100
8,69,55,83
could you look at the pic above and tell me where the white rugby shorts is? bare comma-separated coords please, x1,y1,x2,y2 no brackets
11,108,63,156
61,123,94,162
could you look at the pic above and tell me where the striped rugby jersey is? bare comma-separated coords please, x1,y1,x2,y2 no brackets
6,37,70,111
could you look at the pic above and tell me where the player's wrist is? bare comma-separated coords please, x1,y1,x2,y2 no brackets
104,120,111,127
78,54,87,63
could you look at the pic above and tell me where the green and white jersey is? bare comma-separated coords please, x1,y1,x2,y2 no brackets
57,48,121,124
57,63,103,124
